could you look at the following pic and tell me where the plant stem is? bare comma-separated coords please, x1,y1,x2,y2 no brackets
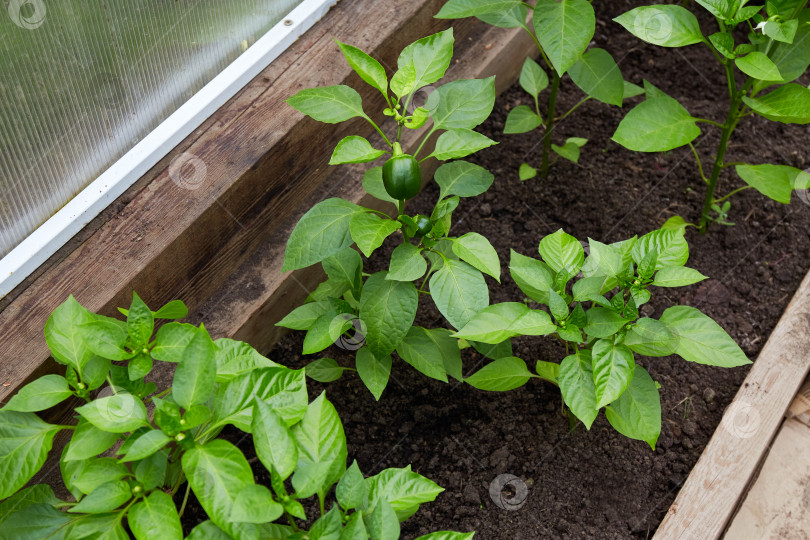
318,492,326,517
178,483,192,517
714,185,753,203
698,68,745,233
541,71,561,179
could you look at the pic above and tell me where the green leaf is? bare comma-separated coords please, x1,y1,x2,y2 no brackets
45,295,97,373
763,18,799,43
390,63,416,99
340,512,369,540
388,243,427,282
63,419,119,461
452,232,501,282
182,440,259,539
465,356,534,391
519,163,538,181
356,347,392,401
0,484,59,527
435,0,523,18
551,137,588,164
287,85,367,123
0,411,60,499
709,31,735,59
367,465,444,520
397,327,460,382
509,249,553,304
660,306,751,367
350,213,402,258
325,247,363,290
363,166,398,204
625,317,679,357
305,358,347,383
453,302,555,343
592,339,636,408
430,259,489,329
120,429,170,462
735,51,783,81
186,521,231,540
128,491,183,540
548,289,570,322
212,367,307,431
695,0,729,19
558,350,598,428
283,198,365,272
504,105,543,134
364,498,400,540
277,301,333,331
69,480,131,513
652,266,708,287
150,322,197,363
519,57,548,98
153,300,187,319
231,484,283,523
431,129,497,160
535,360,560,384
252,400,298,480
127,292,154,345
70,457,129,494
428,77,496,129
582,238,625,279
135,449,168,491
75,393,148,433
477,4,528,28
79,319,130,361
337,460,369,510
2,375,73,412
764,11,810,83
614,5,703,47
330,136,386,165
309,505,342,539
292,392,348,499
212,338,280,382
434,160,494,199
415,533,475,540
303,311,347,355
533,0,596,76
631,227,689,270
538,229,584,274
605,366,661,449
623,80,645,100
612,95,700,151
172,327,217,409
584,307,627,339
742,83,810,124
569,48,624,106
337,40,388,96
735,163,803,203
359,272,418,357
398,29,454,91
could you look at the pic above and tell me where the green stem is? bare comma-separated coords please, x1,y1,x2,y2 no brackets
698,69,745,233
688,142,709,185
178,482,192,517
541,71,561,179
413,125,437,160
556,96,590,123
695,118,724,128
364,115,392,147
714,185,753,203
318,492,326,517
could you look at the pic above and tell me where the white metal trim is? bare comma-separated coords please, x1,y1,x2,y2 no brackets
0,0,338,298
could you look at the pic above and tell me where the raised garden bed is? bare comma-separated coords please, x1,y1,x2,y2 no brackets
183,1,810,537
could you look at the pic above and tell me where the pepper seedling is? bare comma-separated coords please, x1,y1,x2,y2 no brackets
283,30,504,400
612,0,810,232
436,0,641,179
0,295,472,540
456,220,750,449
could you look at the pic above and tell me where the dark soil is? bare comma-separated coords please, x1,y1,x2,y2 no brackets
183,1,810,537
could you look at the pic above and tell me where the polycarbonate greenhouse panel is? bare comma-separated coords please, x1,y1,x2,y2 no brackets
0,0,305,258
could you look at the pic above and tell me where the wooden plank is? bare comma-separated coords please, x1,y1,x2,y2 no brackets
0,0,494,404
723,418,810,539
654,268,810,539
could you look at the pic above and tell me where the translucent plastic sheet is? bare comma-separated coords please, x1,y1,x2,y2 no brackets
0,0,303,257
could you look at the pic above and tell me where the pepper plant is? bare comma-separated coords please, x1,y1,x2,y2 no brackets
436,0,643,179
454,220,750,448
0,294,472,540
612,0,810,232
282,30,504,400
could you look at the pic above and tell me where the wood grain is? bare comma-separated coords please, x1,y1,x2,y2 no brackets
653,268,810,539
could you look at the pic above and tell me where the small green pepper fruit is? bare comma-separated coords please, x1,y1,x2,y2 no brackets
412,215,433,238
383,142,421,201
